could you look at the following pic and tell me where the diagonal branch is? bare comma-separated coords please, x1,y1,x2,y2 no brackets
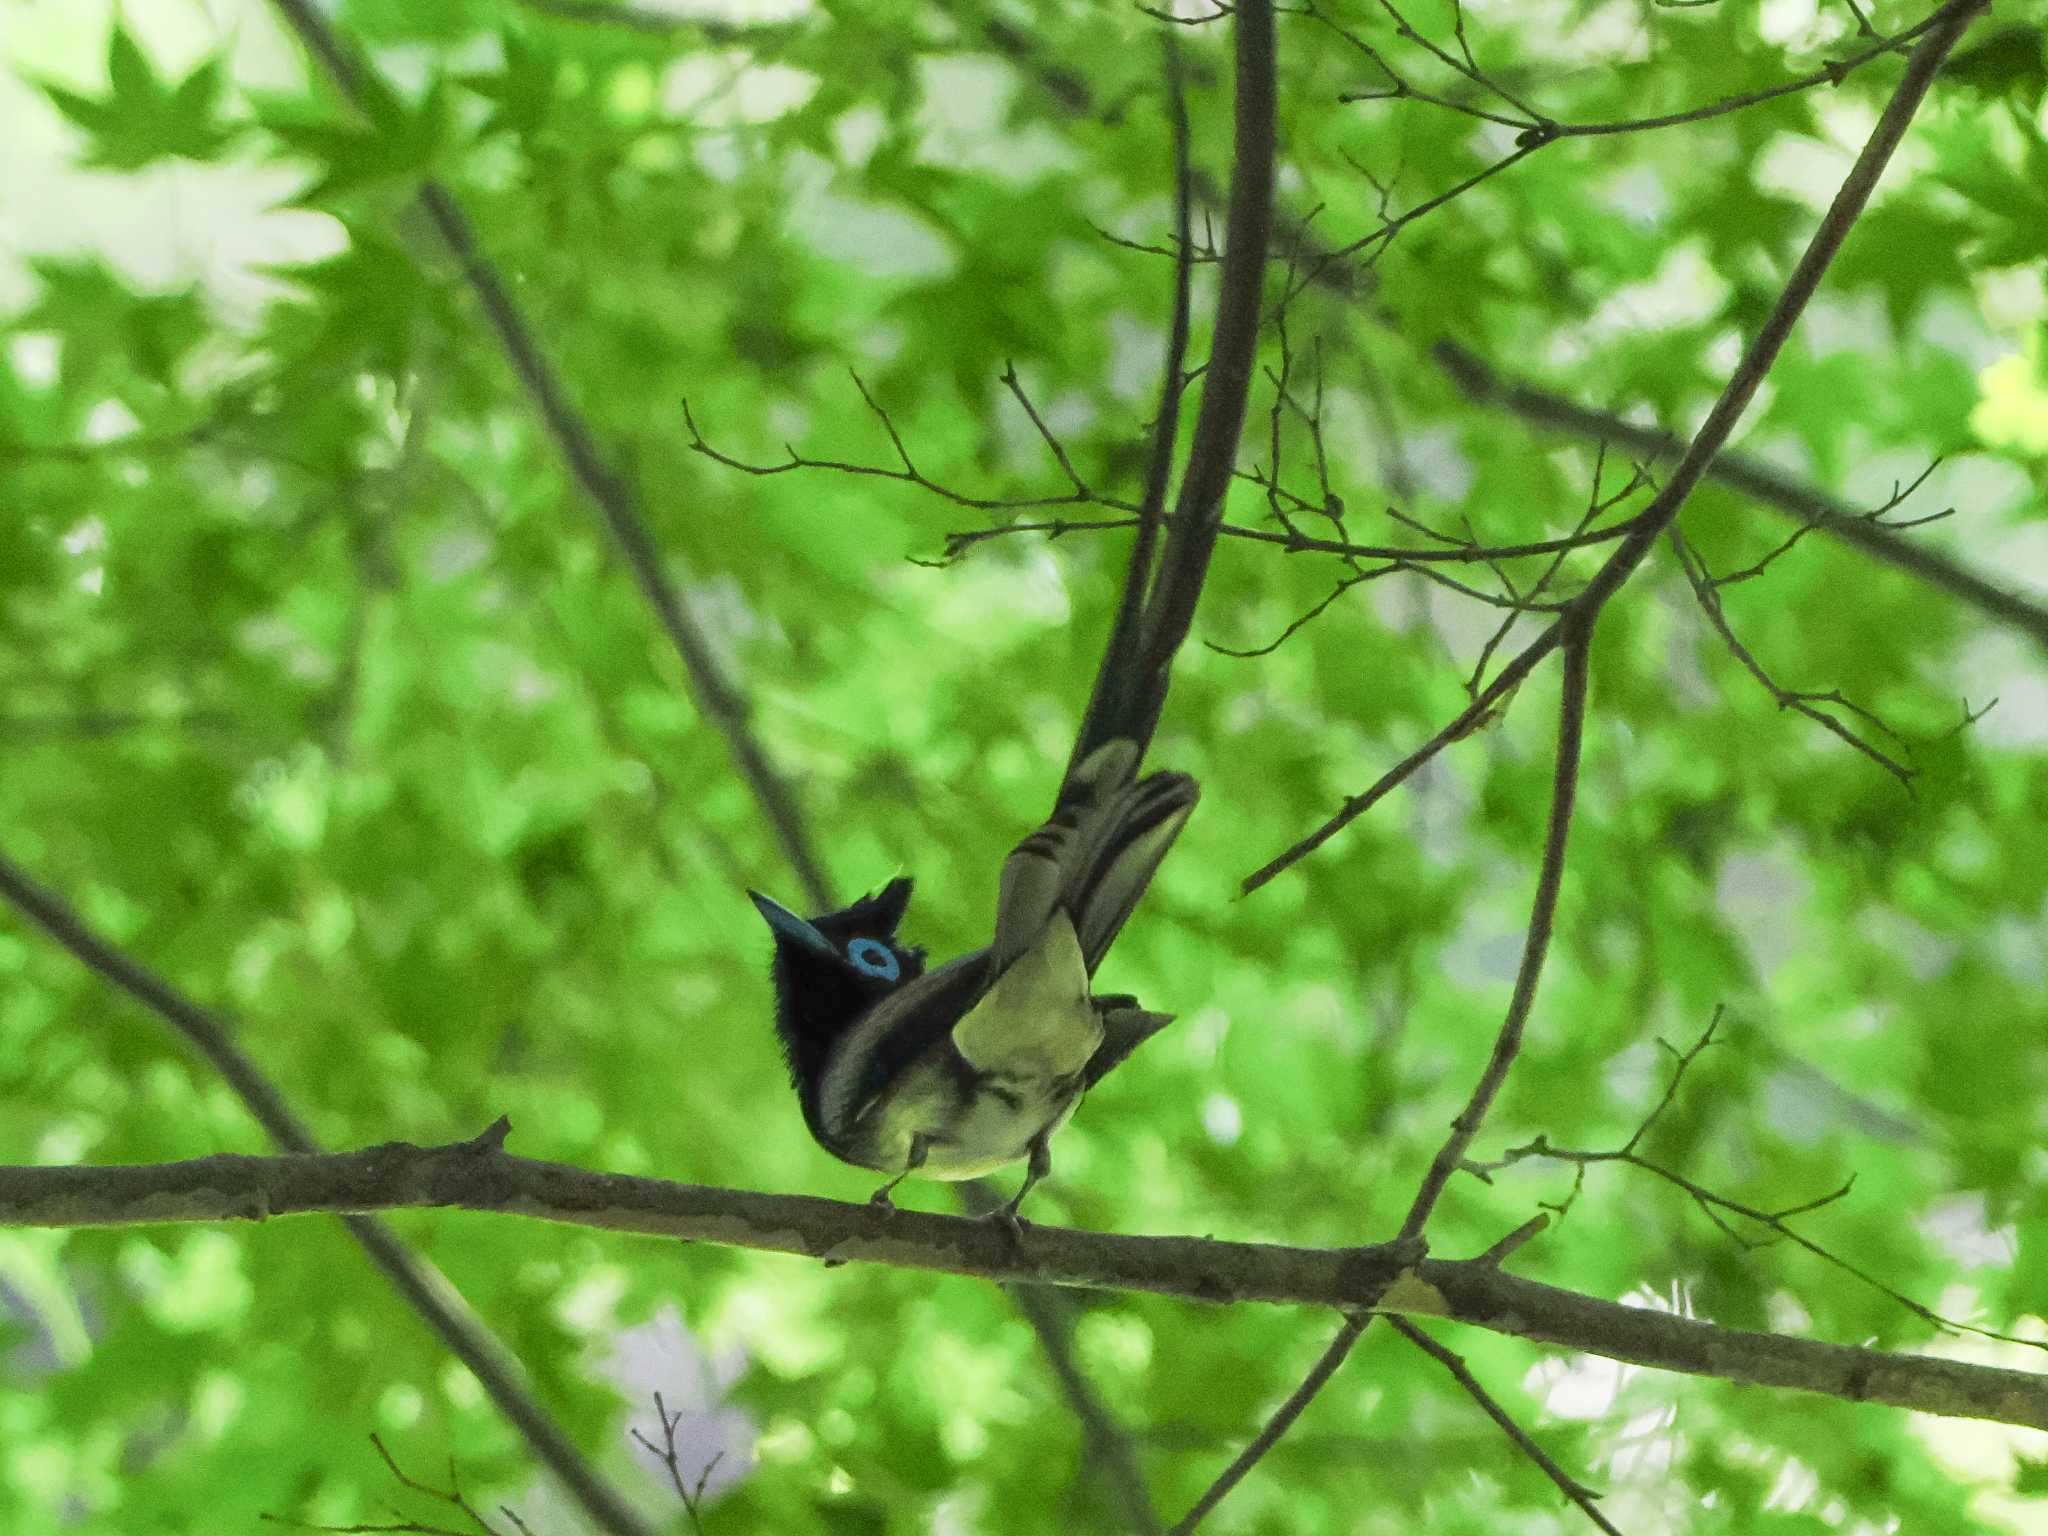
1007,1281,1166,1535
265,0,833,913
1164,1311,1365,1536
1401,625,1590,1235
8,1139,2047,1433
1669,531,1916,784
0,851,657,1536
1389,1316,1623,1536
1183,624,1592,1530
1424,340,2048,653
1246,0,1988,890
960,1180,1163,1534
1198,6,1988,1516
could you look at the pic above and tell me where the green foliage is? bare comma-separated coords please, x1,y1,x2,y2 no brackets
4,0,2047,1532
39,26,235,171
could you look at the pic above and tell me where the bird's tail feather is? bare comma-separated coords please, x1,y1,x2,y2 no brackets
992,740,1198,975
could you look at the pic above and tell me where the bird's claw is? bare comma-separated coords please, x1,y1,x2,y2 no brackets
982,1203,1027,1246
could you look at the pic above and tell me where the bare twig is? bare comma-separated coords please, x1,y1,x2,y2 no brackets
1328,0,1954,143
1465,1017,2046,1357
1669,531,1917,784
684,389,1135,519
629,1393,723,1535
940,506,1648,567
1389,1317,1624,1536
262,1434,529,1535
1246,0,1988,890
982,8,2048,658
1165,1312,1365,1536
1709,460,1950,588
1426,340,2048,653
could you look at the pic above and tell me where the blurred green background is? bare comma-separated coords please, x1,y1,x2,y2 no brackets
3,0,2047,1530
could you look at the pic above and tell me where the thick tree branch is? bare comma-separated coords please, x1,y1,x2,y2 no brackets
6,1139,2045,1433
0,852,657,1536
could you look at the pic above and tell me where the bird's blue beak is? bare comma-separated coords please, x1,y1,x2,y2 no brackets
748,890,837,958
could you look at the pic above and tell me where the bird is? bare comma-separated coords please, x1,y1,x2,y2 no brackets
749,738,1197,1219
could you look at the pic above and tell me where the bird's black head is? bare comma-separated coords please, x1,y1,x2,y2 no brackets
750,878,928,1123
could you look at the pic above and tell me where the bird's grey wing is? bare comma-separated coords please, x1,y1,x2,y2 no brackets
814,953,989,1143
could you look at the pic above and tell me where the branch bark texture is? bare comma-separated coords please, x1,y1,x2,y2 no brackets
5,1140,2042,1433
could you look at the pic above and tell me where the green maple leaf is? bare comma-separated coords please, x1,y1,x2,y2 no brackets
41,26,236,170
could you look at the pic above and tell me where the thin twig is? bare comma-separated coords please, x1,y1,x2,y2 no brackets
941,506,1648,567
1390,1318,1624,1536
1403,625,1592,1235
1164,1313,1367,1536
1247,0,1988,890
1426,338,2048,652
1669,530,1917,784
980,9,2048,658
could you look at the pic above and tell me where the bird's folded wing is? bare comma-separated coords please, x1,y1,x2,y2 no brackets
952,909,1099,1079
813,952,990,1141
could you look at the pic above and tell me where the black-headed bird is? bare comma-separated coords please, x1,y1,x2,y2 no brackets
750,739,1197,1218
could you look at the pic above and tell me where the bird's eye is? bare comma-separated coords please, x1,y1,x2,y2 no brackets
846,938,900,981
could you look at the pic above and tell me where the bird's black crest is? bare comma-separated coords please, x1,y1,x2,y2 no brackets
756,878,926,1141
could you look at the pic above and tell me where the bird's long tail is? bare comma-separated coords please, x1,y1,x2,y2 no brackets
993,741,1198,975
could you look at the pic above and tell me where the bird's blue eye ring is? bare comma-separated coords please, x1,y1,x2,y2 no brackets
846,938,899,981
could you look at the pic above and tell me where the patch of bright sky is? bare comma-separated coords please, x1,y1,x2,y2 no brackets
1974,333,2048,455
1756,0,1826,48
915,55,1074,185
1,0,341,319
659,50,817,126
